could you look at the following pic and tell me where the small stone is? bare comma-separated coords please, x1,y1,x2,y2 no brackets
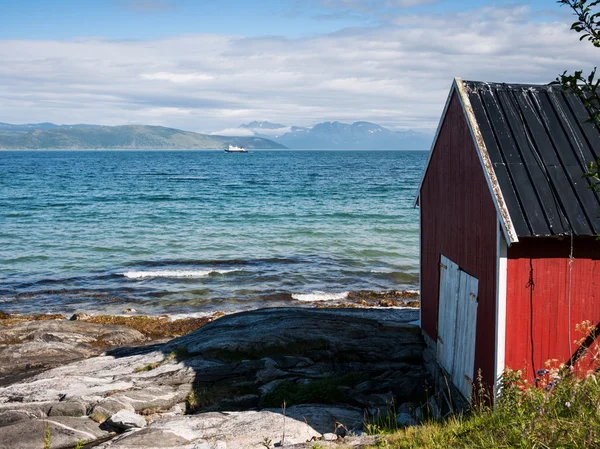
106,410,147,430
91,397,135,417
323,432,338,441
69,312,91,321
396,412,417,427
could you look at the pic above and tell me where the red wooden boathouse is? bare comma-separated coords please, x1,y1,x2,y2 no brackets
415,78,600,400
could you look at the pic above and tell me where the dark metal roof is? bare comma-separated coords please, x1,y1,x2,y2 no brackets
463,80,600,237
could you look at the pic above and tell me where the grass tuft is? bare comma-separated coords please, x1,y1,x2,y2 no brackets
365,368,600,449
89,413,108,423
133,361,162,373
185,384,258,413
43,422,51,449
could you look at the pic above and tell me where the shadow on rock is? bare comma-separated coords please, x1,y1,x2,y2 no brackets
0,307,429,449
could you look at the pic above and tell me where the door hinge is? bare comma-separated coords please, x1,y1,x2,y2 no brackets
439,263,447,269
437,336,444,344
464,374,473,384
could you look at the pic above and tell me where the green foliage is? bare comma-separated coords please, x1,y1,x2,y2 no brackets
560,0,600,47
364,405,401,436
74,440,86,449
557,1,600,192
364,369,600,449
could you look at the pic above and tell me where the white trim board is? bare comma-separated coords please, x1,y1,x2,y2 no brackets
494,220,508,398
455,79,518,245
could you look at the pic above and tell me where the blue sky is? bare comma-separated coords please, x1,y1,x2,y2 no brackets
0,0,563,40
0,0,596,133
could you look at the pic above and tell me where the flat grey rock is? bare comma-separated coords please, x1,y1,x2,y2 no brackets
0,416,112,449
0,320,145,386
0,307,425,449
99,405,360,449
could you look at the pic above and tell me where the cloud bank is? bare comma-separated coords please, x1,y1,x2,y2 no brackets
0,6,596,133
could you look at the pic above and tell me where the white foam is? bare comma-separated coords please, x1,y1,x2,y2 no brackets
123,269,236,279
292,291,349,302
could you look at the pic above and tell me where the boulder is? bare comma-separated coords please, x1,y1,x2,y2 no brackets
107,410,147,430
396,412,417,427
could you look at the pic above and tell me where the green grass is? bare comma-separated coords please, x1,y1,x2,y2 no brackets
185,384,258,413
133,361,162,372
263,373,366,408
365,369,600,449
43,422,51,449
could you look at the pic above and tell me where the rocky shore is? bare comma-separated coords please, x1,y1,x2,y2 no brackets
0,304,428,449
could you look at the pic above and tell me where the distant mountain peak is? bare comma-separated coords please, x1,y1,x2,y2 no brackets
0,123,286,150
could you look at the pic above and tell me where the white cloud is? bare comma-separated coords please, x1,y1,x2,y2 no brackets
209,128,254,136
0,5,596,133
140,72,214,83
251,126,294,137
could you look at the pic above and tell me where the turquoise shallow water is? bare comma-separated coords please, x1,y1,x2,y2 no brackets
0,150,426,316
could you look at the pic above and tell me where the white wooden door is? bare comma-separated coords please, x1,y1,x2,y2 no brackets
437,255,478,400
437,255,460,375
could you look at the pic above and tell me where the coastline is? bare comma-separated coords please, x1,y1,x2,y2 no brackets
0,289,419,333
0,305,425,448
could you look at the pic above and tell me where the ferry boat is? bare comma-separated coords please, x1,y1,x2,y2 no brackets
224,145,248,153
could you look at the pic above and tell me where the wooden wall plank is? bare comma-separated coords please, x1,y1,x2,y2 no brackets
420,92,499,389
506,237,600,381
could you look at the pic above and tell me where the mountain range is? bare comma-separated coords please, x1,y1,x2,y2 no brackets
0,124,284,150
0,120,432,150
238,121,432,150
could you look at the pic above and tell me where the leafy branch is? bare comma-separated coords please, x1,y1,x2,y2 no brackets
557,0,600,191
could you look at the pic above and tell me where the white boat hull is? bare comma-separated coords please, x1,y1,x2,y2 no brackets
225,145,248,153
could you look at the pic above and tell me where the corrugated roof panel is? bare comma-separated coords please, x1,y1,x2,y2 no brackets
463,80,600,237
466,89,531,236
563,91,600,161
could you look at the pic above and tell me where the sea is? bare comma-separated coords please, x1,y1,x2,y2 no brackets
0,150,427,317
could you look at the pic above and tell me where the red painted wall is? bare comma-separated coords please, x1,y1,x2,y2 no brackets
505,237,600,381
420,91,499,389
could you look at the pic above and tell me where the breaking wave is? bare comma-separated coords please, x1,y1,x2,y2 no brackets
292,291,349,302
123,269,237,279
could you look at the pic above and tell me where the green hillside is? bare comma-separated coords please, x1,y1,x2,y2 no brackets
0,125,286,150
